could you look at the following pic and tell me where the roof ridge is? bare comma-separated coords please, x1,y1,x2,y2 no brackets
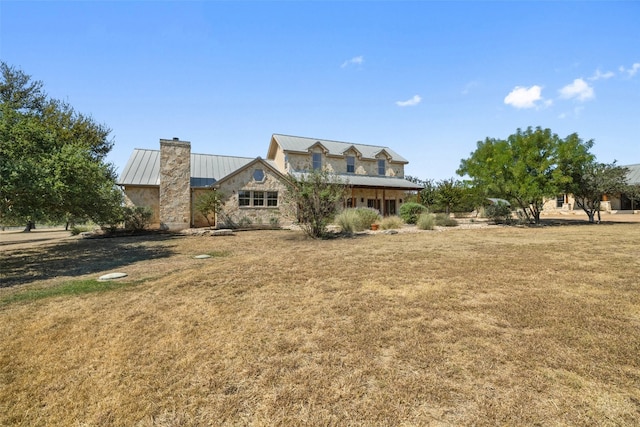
273,133,392,149
132,147,255,160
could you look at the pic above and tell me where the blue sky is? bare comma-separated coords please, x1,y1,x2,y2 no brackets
1,1,639,180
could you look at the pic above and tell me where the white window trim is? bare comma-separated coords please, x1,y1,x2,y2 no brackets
239,190,279,208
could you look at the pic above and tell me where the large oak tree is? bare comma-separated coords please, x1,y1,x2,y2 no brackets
0,63,122,230
458,127,605,224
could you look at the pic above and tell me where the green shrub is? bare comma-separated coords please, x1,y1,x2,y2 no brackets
399,202,428,224
485,202,512,224
335,209,360,233
335,208,381,233
123,206,153,231
434,213,458,227
380,216,404,230
416,213,436,230
354,208,381,230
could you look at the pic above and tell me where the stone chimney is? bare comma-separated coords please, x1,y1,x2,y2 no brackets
159,138,191,230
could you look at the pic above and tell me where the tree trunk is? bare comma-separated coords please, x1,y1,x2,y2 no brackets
23,220,35,232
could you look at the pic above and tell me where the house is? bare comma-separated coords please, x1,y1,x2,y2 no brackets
542,163,640,214
267,134,422,216
117,134,422,230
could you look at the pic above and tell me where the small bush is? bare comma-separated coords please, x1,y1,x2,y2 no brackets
485,202,512,224
238,216,253,227
399,202,428,224
380,216,404,230
70,225,92,235
123,206,152,232
335,208,381,233
417,213,436,230
335,209,360,234
354,208,381,230
434,213,458,227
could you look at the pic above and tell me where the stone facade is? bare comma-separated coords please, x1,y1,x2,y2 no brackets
122,187,160,226
215,163,293,228
159,139,191,230
285,151,404,177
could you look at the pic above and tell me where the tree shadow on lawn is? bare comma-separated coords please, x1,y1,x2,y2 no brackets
0,234,178,288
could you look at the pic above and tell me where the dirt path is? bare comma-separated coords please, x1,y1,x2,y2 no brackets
0,228,81,251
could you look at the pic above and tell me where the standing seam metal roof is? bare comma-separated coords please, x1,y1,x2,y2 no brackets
272,134,408,163
624,164,640,185
118,149,266,186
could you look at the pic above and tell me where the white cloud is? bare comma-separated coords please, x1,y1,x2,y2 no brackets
503,85,544,109
395,95,422,107
589,69,615,81
341,55,364,68
619,62,640,78
559,78,594,101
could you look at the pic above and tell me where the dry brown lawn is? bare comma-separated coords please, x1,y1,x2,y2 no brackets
1,223,639,426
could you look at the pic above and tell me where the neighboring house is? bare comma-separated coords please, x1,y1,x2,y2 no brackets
118,134,422,230
542,163,640,214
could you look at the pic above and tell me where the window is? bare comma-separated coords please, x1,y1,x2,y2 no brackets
239,190,251,206
253,169,265,182
346,156,355,173
556,194,565,208
378,159,386,176
253,191,264,206
312,152,322,170
238,190,278,207
267,191,278,207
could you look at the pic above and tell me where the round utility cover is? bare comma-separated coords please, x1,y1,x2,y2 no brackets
98,272,128,281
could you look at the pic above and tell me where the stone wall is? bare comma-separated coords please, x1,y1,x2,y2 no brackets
122,186,160,227
215,164,294,228
159,139,191,230
285,151,405,177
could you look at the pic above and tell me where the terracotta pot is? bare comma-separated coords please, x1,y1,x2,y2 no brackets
371,224,379,231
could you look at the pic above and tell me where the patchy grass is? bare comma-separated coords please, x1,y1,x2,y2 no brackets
1,225,639,425
0,279,133,306
205,250,231,258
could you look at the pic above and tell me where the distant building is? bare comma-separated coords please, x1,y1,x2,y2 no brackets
543,163,640,214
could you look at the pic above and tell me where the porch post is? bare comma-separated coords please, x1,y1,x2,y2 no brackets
382,188,386,216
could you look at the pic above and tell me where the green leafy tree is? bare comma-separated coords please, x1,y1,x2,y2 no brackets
568,162,628,223
458,127,563,224
285,170,348,238
194,189,225,228
434,178,466,214
624,183,640,210
0,62,121,230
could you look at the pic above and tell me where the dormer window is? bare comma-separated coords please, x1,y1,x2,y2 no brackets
312,152,322,170
346,156,355,173
378,159,386,176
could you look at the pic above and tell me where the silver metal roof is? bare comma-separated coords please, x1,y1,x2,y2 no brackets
291,172,422,190
623,163,640,185
118,149,262,187
272,134,409,163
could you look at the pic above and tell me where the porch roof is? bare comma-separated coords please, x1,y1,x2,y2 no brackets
290,172,423,190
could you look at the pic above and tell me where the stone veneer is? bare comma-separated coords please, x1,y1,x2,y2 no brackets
159,139,191,230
